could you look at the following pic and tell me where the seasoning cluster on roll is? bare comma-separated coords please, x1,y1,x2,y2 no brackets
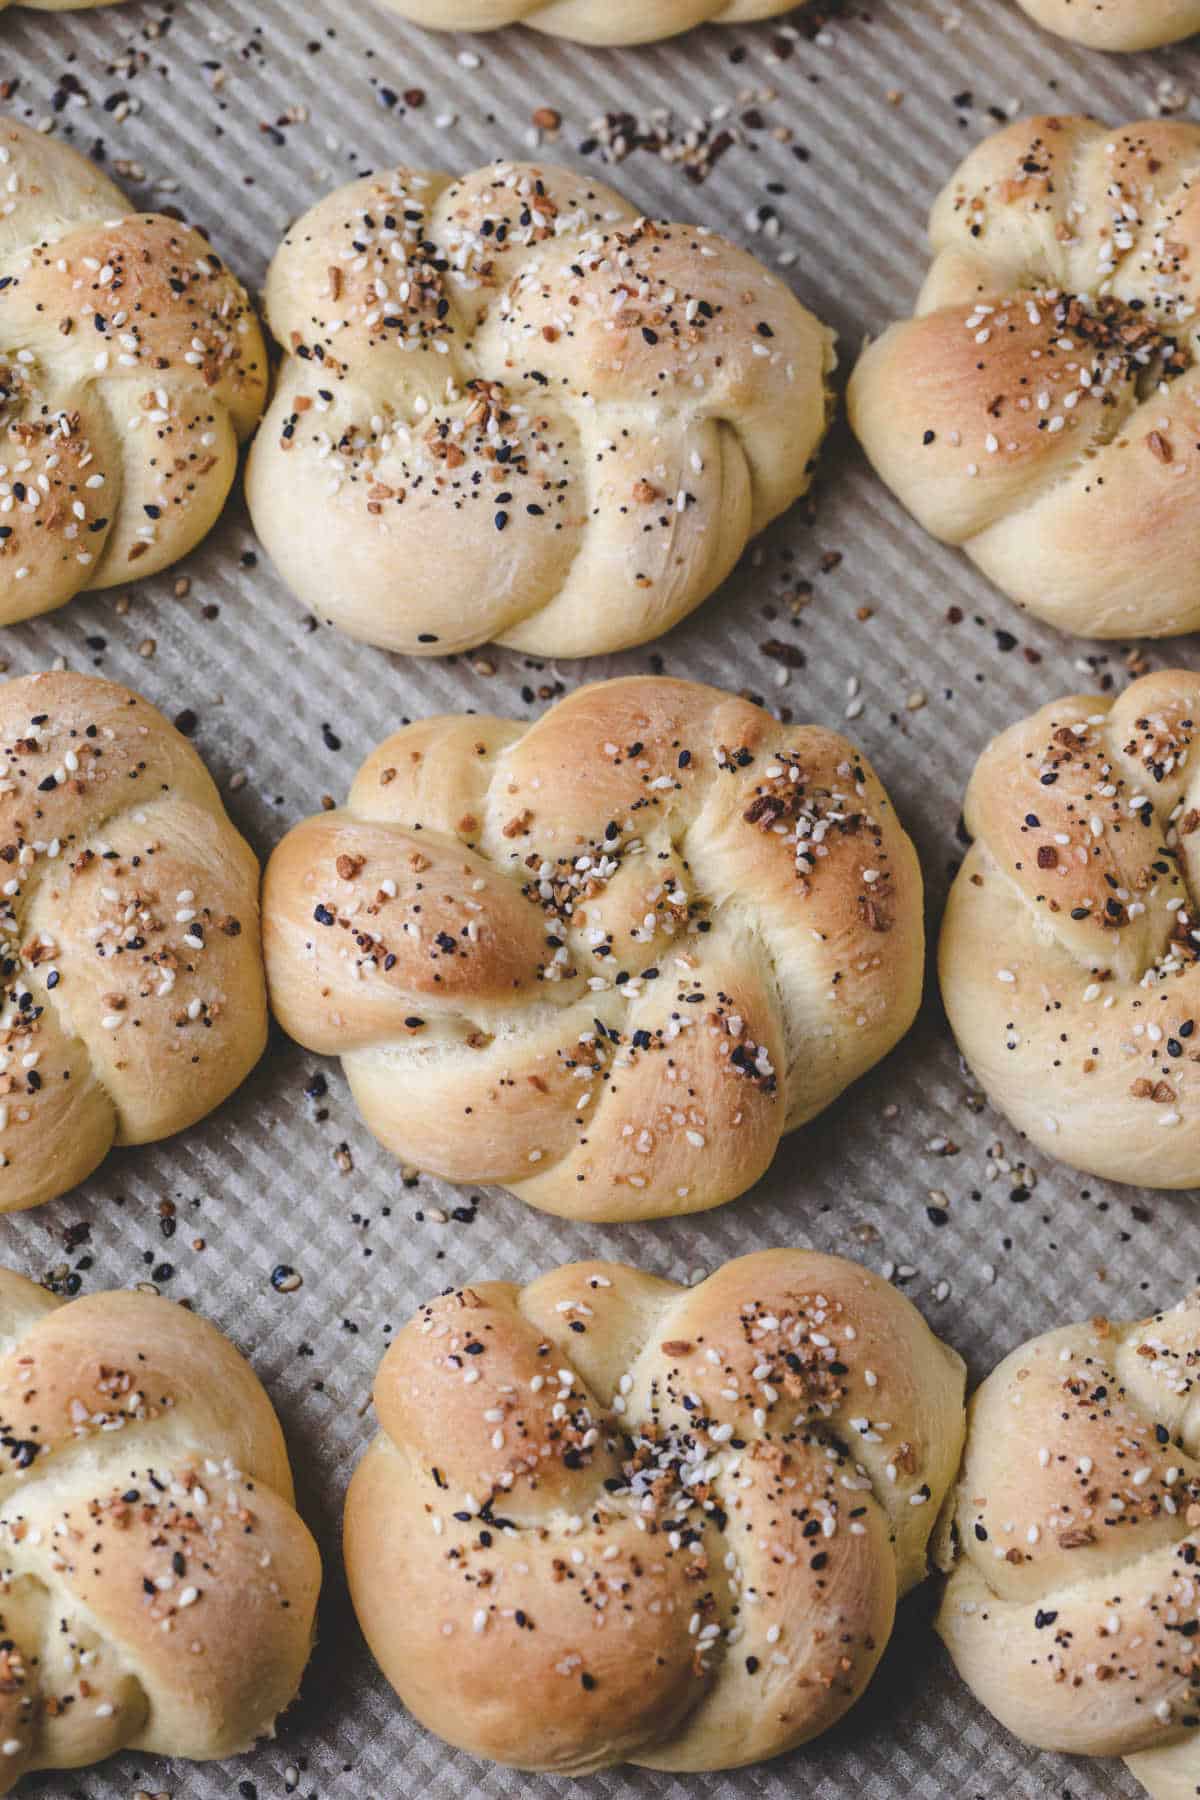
247,160,834,658
263,677,923,1222
346,1249,967,1774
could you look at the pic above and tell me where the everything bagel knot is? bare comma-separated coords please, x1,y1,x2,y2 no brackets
0,670,267,1212
377,0,800,43
0,1266,320,1792
345,1250,966,1774
246,161,834,659
849,117,1200,638
940,670,1200,1190
937,1296,1200,1800
262,678,923,1223
0,121,266,627
1013,0,1200,49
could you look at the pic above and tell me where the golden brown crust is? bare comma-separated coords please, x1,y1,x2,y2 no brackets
937,1297,1200,1798
245,161,835,658
1015,0,1200,48
848,117,1200,639
346,1249,966,1773
0,1265,320,1792
0,121,266,626
262,676,923,1223
939,671,1200,1189
0,669,268,1211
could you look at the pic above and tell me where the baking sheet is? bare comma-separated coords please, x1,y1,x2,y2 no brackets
0,0,1197,1794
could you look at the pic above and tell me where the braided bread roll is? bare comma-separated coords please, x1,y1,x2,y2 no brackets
376,0,798,42
940,671,1200,1190
245,161,834,659
1016,0,1200,47
937,1295,1200,1799
849,117,1200,639
0,1264,320,1791
346,1250,967,1773
0,670,267,1211
262,677,923,1223
0,120,266,627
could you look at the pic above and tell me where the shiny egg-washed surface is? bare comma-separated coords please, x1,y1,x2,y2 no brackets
0,1,1194,1795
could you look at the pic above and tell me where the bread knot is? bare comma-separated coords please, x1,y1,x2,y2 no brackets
850,116,1200,638
262,676,923,1222
0,1267,319,1792
940,670,1200,1189
1013,0,1200,48
938,1295,1200,1795
0,123,265,626
246,161,834,658
0,670,267,1211
346,1249,966,1773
